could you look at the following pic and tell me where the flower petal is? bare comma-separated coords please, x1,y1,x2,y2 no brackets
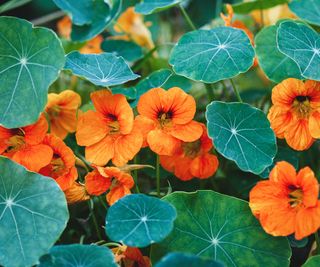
85,169,112,195
190,153,219,179
85,135,115,166
147,129,181,156
309,111,320,138
169,120,203,142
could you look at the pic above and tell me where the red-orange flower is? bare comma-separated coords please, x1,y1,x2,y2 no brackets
160,124,219,181
112,245,151,267
76,90,143,166
136,87,203,156
85,166,134,205
0,115,53,172
249,161,320,240
64,182,90,204
268,79,320,150
46,90,81,139
39,134,78,191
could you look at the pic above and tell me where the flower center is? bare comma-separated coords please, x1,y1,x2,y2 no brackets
106,114,120,134
7,128,25,151
158,111,172,128
182,140,201,158
51,156,66,177
48,105,61,118
292,95,312,118
288,186,303,208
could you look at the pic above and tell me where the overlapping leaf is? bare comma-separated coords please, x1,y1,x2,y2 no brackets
206,102,277,174
289,0,320,26
0,157,69,267
232,0,288,14
0,16,65,128
303,255,320,267
135,0,183,14
169,28,255,83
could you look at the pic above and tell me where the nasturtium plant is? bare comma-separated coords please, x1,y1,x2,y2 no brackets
232,0,289,14
289,0,320,26
0,157,69,267
65,51,140,86
169,27,255,83
206,102,277,174
0,16,65,128
135,0,184,14
38,244,117,267
105,194,177,247
303,255,320,267
151,191,291,266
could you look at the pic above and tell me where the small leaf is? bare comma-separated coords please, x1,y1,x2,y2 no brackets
0,16,65,128
277,21,320,81
154,252,224,267
135,0,183,15
289,0,320,26
206,102,277,174
105,194,177,247
255,25,303,83
65,51,140,86
38,244,117,267
0,157,69,267
151,191,291,266
232,0,288,14
169,28,254,83
101,39,143,62
303,255,320,267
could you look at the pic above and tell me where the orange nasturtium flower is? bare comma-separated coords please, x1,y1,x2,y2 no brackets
114,7,154,49
136,87,203,156
39,134,78,191
64,182,90,204
249,161,320,240
85,166,134,205
113,245,151,267
76,90,143,166
45,90,81,140
160,124,219,181
0,115,53,172
268,78,320,151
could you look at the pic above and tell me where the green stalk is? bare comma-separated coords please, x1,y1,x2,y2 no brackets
315,231,320,255
205,84,215,102
179,4,197,31
88,200,102,240
230,79,243,103
156,155,161,197
133,156,141,193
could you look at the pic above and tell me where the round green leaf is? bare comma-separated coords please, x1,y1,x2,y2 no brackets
135,0,183,15
303,256,320,267
277,21,320,81
0,16,65,128
169,28,255,83
151,191,291,266
154,252,224,267
289,0,320,26
105,194,177,247
101,39,143,62
38,245,117,267
0,157,69,267
65,51,140,86
232,0,288,14
255,25,303,83
205,101,277,174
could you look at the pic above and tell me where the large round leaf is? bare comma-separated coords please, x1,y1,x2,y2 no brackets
277,21,320,81
205,101,277,174
289,0,320,26
65,51,140,86
105,194,177,247
169,28,255,83
0,16,65,128
255,25,302,83
232,0,288,14
0,157,69,267
303,255,320,267
38,244,117,267
135,0,183,14
151,191,291,266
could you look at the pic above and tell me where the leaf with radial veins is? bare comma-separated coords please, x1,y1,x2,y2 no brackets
289,0,320,26
232,0,288,14
0,16,65,128
169,28,255,83
0,157,69,267
151,191,291,267
255,25,303,83
135,0,184,15
277,21,320,81
105,194,177,247
303,255,320,267
65,51,140,86
206,102,277,174
38,245,117,267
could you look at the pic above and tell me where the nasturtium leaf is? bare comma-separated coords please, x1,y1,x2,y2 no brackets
0,157,69,267
255,25,303,83
71,0,122,42
277,21,320,81
135,0,183,15
38,244,117,267
0,16,65,128
169,28,255,83
232,0,288,14
101,39,143,62
289,0,320,26
151,191,291,266
105,194,177,247
303,255,320,267
205,102,277,174
154,252,224,267
65,51,140,86
112,86,137,99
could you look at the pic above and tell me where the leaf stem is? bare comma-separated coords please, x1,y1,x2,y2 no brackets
315,231,320,255
31,10,65,25
156,155,161,197
179,4,197,31
205,83,215,102
88,200,103,241
230,79,243,103
133,156,141,193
